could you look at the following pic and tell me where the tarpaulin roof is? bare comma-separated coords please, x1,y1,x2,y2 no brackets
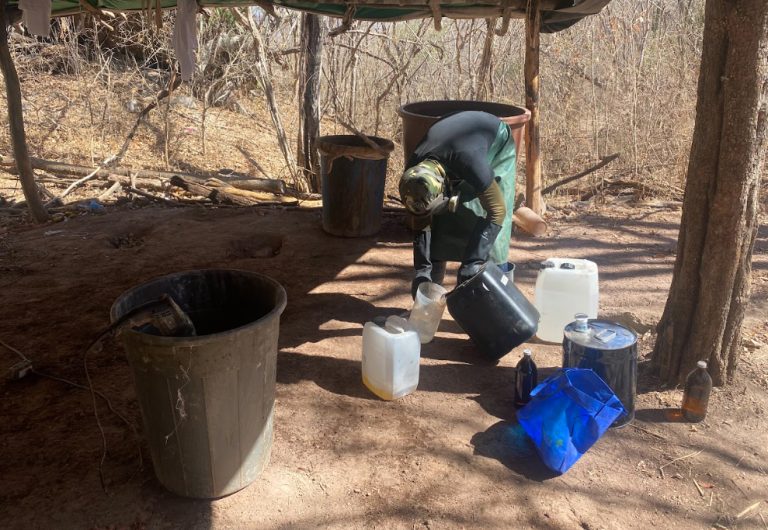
11,0,612,33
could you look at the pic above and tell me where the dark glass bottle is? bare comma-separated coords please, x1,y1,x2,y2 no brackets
515,349,538,406
682,361,712,422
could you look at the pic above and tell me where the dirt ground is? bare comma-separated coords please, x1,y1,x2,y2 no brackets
0,197,766,529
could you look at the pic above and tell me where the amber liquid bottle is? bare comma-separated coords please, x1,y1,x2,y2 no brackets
515,349,538,406
682,361,712,422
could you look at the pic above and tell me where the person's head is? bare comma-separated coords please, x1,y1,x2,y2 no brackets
398,159,447,217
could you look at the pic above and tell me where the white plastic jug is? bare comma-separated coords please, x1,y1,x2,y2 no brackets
408,282,447,344
534,258,599,343
362,316,421,400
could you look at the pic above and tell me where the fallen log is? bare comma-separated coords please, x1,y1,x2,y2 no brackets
107,174,165,191
0,155,286,194
170,175,298,206
219,186,299,205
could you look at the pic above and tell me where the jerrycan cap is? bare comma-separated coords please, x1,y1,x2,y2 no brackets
564,316,637,351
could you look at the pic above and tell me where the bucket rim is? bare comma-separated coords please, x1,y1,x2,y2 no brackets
315,134,395,155
397,100,531,122
109,268,287,345
563,318,638,351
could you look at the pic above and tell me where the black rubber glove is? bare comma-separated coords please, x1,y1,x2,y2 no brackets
457,220,502,285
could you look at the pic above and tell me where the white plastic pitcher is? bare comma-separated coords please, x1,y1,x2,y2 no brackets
362,316,421,400
408,282,447,344
534,258,599,343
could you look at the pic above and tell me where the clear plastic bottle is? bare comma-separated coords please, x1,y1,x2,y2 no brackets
682,361,712,422
408,282,447,344
514,349,538,406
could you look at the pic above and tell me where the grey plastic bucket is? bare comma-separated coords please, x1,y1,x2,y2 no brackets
111,269,287,498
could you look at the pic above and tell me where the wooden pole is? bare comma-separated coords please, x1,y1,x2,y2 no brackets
524,0,544,216
0,0,48,223
298,13,323,192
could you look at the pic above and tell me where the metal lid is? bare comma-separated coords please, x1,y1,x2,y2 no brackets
563,318,637,350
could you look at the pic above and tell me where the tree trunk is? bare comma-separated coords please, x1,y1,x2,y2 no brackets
0,0,49,223
653,0,767,386
297,14,324,193
524,0,544,216
476,18,496,100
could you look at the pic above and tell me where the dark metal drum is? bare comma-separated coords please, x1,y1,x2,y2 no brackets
562,315,637,427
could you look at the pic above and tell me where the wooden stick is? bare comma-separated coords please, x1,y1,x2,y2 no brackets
736,501,763,520
0,0,48,223
629,422,669,441
659,449,703,471
524,0,543,216
542,154,620,195
58,166,101,200
98,181,121,202
693,478,705,497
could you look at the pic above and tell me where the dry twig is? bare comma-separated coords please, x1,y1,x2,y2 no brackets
659,449,704,471
736,501,764,520
693,478,705,497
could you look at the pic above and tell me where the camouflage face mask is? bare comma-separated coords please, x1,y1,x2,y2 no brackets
398,160,448,217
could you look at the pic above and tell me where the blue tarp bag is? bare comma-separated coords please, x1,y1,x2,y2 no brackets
517,368,626,474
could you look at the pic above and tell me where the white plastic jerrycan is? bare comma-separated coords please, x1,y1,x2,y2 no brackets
534,258,599,343
362,315,421,400
408,282,448,344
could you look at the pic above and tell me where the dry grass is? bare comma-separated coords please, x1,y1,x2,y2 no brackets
0,0,707,203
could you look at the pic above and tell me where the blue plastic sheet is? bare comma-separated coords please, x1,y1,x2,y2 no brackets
517,368,626,474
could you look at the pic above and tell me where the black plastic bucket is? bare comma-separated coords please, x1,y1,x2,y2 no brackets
111,269,287,498
317,135,394,237
562,317,637,427
446,263,539,360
